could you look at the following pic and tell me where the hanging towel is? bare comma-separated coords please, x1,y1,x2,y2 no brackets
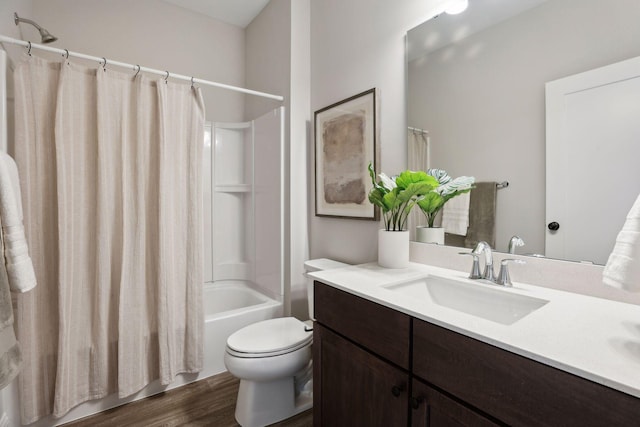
442,191,471,236
0,154,26,390
464,182,497,248
0,152,37,293
0,253,22,390
603,194,640,292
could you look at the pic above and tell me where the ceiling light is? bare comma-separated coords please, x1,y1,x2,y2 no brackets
445,0,469,15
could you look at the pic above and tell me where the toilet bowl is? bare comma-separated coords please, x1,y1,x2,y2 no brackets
224,258,349,427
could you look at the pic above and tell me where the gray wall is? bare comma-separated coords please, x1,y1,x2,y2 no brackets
408,0,640,254
245,0,311,319
28,0,246,123
309,0,443,264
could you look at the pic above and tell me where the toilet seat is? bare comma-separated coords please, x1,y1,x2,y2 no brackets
226,317,312,359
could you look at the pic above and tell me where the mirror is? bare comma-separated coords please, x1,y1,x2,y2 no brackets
407,0,640,263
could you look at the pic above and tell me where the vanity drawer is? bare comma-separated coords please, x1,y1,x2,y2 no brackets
314,281,410,369
413,318,640,426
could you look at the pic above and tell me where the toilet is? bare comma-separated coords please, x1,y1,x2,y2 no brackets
224,258,349,427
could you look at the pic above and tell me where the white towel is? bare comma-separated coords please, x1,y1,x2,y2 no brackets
0,152,37,293
603,193,640,292
442,192,471,236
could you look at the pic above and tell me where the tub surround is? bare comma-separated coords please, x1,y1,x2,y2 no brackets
308,261,640,400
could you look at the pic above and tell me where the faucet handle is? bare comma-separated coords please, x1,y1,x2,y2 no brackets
508,235,525,254
496,258,526,287
459,252,482,279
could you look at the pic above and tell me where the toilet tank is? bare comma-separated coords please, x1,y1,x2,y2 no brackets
303,258,349,320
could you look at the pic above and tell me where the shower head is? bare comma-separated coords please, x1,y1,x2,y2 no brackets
14,12,58,44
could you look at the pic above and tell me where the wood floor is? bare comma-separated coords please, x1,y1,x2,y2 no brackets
61,372,313,427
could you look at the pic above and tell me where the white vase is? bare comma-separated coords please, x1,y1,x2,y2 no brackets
378,229,410,269
416,226,445,245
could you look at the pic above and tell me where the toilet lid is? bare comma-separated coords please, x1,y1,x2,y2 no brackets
227,317,312,355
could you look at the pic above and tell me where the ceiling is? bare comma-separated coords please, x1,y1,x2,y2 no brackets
161,0,270,28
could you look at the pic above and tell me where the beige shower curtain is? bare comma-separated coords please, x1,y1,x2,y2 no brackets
13,56,204,424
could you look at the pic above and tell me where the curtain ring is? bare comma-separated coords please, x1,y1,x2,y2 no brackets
134,64,141,77
164,71,169,84
27,41,32,56
62,49,69,60
101,57,107,72
191,77,195,88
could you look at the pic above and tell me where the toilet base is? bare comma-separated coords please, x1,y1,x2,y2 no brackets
235,377,312,427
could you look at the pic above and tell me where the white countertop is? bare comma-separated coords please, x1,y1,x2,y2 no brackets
309,262,640,398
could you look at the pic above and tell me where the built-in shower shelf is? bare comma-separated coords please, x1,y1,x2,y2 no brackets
215,184,252,193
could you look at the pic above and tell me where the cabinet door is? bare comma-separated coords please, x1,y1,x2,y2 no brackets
314,324,409,427
411,379,499,427
314,281,411,369
413,318,640,426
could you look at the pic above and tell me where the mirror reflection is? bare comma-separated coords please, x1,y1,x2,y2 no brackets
407,0,640,263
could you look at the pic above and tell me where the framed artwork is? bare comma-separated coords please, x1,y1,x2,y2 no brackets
314,88,378,220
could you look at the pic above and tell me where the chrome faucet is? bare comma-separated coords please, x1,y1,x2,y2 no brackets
472,241,495,282
461,241,527,286
508,235,525,254
495,258,526,287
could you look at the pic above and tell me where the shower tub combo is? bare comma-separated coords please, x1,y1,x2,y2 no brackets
19,109,286,426
201,109,286,376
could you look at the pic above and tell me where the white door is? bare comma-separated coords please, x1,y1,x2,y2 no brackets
545,56,640,264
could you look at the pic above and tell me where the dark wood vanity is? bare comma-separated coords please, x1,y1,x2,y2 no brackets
313,281,640,426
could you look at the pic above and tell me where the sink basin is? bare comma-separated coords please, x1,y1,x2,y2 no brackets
384,275,549,325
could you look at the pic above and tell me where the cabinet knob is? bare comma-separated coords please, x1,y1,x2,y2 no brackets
548,221,560,231
391,384,405,397
410,396,425,409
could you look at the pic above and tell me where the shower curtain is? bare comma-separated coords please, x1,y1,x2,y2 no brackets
12,55,204,424
407,130,429,240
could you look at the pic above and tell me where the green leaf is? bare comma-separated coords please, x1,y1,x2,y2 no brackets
395,170,439,190
367,162,386,192
368,162,376,184
417,192,445,214
382,188,401,212
396,181,437,205
368,187,388,212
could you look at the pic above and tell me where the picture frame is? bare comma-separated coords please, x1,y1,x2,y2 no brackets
314,88,378,220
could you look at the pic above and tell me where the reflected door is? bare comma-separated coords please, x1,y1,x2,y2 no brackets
546,56,640,264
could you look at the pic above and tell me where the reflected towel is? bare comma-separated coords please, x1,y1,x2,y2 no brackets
603,194,640,292
464,182,497,248
442,192,470,236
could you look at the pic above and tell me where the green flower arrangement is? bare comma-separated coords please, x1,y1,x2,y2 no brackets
417,169,475,228
367,163,440,231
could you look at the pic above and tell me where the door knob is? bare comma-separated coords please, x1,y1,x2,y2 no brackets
410,396,425,409
391,384,405,397
548,221,560,231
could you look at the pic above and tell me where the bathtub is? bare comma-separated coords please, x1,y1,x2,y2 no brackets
201,280,283,378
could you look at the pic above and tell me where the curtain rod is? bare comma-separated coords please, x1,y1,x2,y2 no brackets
408,126,428,135
0,34,285,102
